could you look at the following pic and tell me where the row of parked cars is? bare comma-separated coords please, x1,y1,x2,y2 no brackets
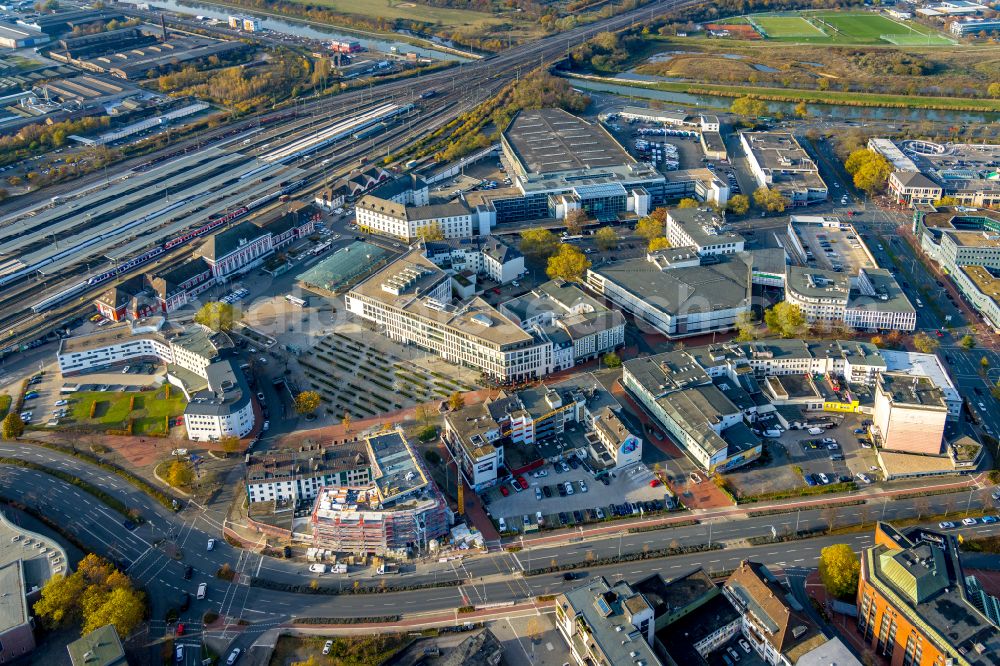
497,499,670,533
939,516,998,530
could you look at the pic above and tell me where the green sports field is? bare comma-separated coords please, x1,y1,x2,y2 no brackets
749,11,954,45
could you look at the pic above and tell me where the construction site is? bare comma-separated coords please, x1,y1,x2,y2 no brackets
309,429,450,557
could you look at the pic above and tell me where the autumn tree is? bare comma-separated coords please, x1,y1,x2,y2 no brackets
753,187,790,213
34,554,144,639
564,209,587,235
167,460,194,488
416,221,445,242
960,334,975,350
819,544,861,600
734,310,759,342
677,197,699,209
448,392,465,411
844,148,892,195
220,435,240,457
913,331,940,354
294,390,322,415
595,226,619,251
763,302,805,338
546,244,591,281
1,413,24,440
342,411,352,432
519,228,559,259
934,196,958,207
635,215,664,242
414,404,433,427
730,96,768,118
794,101,809,118
727,194,750,216
647,237,671,252
603,351,622,368
194,301,235,332
988,82,1000,99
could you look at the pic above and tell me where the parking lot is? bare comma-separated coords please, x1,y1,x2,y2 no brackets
725,414,882,497
794,223,875,273
483,458,674,534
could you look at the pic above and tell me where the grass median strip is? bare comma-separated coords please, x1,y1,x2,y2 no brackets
0,457,135,519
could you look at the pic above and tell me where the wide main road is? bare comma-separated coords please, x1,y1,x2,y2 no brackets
2,440,998,662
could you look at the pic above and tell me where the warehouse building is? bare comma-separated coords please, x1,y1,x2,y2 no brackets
0,21,49,48
309,430,449,556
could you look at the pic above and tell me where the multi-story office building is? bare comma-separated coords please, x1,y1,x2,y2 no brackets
740,132,828,205
442,373,641,490
872,138,1000,208
665,207,745,256
246,441,372,504
500,280,625,370
56,320,256,441
913,206,1000,330
871,373,949,455
858,523,1000,666
199,221,274,278
784,266,916,331
309,430,449,556
345,250,553,383
587,249,752,339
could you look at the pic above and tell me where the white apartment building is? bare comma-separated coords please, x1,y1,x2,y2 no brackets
740,131,827,205
785,266,917,331
245,441,372,503
345,250,553,383
56,320,257,442
423,235,525,284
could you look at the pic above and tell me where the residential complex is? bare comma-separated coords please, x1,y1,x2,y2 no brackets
500,280,625,370
858,523,1000,666
442,372,641,491
308,430,450,556
622,339,961,473
740,132,828,205
345,249,554,383
423,235,525,284
556,562,856,666
356,197,485,241
871,138,1000,208
246,440,372,504
56,319,255,441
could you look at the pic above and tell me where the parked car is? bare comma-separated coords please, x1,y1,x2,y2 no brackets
323,640,333,655
207,538,216,551
938,521,956,529
578,480,588,493
564,482,574,496
542,486,552,498
739,640,751,654
962,517,978,526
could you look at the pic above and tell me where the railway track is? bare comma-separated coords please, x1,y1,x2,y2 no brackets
0,0,704,356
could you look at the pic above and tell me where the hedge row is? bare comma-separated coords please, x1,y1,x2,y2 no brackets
248,576,464,596
0,457,135,519
524,542,723,576
627,519,698,533
745,500,866,518
292,615,402,625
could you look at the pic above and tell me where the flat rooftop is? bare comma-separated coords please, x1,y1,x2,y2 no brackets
786,266,850,301
790,216,875,273
878,373,948,409
961,265,1000,305
366,430,429,504
946,229,1000,248
594,255,751,316
503,108,636,177
349,250,534,348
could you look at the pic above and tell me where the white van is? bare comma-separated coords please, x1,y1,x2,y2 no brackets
498,517,507,532
309,563,327,574
763,429,782,438
197,582,207,599
807,427,823,435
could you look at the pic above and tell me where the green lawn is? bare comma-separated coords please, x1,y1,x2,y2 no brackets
67,389,186,436
755,16,825,38
287,0,501,28
0,394,10,418
741,10,953,45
